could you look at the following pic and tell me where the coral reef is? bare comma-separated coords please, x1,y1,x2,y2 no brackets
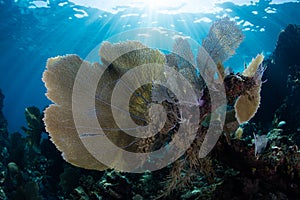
0,102,66,199
43,18,263,174
212,132,300,199
0,21,299,200
41,17,268,198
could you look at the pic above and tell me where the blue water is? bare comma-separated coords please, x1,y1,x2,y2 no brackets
1,0,300,133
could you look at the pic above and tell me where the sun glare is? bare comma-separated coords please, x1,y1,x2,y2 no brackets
143,0,170,10
138,0,221,14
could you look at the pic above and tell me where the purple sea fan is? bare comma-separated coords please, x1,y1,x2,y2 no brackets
197,97,205,107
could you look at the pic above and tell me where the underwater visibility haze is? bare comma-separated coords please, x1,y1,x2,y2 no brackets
0,0,300,199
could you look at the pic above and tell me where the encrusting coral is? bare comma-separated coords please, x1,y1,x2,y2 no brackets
42,18,266,193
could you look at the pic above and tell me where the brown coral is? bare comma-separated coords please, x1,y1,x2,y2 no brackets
234,54,264,124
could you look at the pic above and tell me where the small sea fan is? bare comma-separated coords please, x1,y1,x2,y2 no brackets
202,17,244,64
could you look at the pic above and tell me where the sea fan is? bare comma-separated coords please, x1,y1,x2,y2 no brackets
202,17,244,64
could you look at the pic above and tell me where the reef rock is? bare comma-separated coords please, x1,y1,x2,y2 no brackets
254,24,300,128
